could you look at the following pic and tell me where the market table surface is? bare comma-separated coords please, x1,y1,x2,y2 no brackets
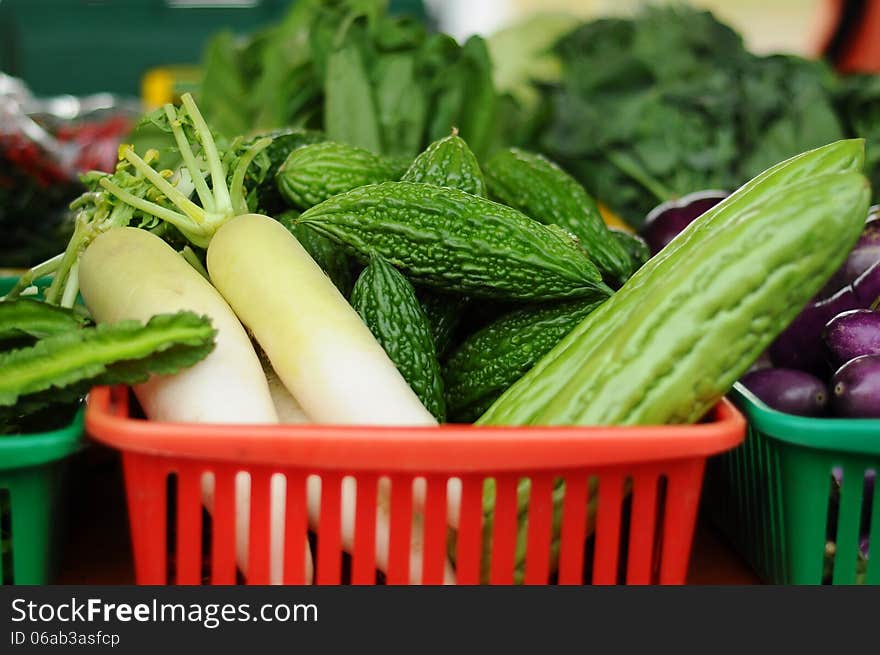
55,445,762,585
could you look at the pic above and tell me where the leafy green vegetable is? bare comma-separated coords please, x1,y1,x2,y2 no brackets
0,311,216,409
373,53,427,158
834,73,880,197
198,31,253,139
527,6,858,227
487,13,580,112
0,298,86,342
325,44,383,152
196,0,501,160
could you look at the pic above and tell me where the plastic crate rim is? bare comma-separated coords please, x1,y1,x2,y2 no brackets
0,405,85,471
84,386,746,473
730,382,880,456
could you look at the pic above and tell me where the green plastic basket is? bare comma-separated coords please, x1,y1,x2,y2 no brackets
0,276,85,584
705,383,879,585
0,410,85,585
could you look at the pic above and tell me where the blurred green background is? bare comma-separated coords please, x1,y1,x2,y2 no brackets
0,0,428,97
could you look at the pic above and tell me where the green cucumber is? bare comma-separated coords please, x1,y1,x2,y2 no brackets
350,256,445,421
297,181,612,302
276,141,409,210
485,147,633,285
401,132,487,198
443,298,603,422
279,210,355,297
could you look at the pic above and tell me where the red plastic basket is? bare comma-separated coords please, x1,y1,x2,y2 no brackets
85,386,745,586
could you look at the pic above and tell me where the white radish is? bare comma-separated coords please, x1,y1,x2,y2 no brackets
79,226,313,584
263,359,310,424
79,228,277,424
209,214,454,583
207,214,436,426
98,93,455,583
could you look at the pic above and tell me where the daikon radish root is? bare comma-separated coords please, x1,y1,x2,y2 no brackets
204,472,314,585
207,214,436,426
97,94,451,583
79,227,313,584
79,227,277,424
210,214,452,582
263,358,310,424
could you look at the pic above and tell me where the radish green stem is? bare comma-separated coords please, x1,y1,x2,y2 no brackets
121,149,205,224
164,105,216,213
2,253,63,300
181,94,232,214
230,137,272,215
61,262,79,308
180,246,210,280
102,94,270,248
99,178,205,244
45,222,90,305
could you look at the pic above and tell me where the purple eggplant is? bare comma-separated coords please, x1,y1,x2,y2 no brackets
640,190,729,255
831,354,880,418
770,260,880,375
740,368,829,416
769,287,859,375
820,213,880,297
852,259,880,307
823,309,880,367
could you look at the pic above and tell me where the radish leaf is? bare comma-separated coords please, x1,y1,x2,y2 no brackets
0,312,216,407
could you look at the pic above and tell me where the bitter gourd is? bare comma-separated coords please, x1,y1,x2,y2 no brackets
481,162,870,426
350,256,446,421
485,147,633,285
443,298,603,422
297,181,612,302
417,290,469,360
246,128,325,214
473,139,870,584
401,132,487,198
404,132,485,357
276,141,408,210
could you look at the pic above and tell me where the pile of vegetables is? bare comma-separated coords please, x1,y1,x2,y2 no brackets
4,73,872,580
2,0,876,584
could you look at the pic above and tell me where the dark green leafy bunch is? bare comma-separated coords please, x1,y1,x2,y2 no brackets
195,0,499,161
532,6,848,228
